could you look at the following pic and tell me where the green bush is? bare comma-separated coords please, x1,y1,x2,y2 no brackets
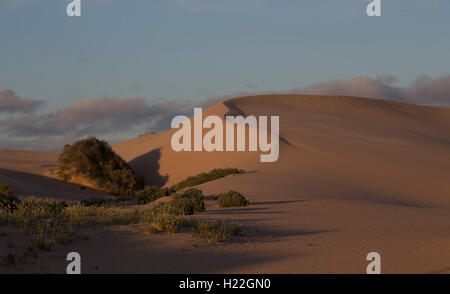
0,182,12,196
217,191,249,207
0,194,21,213
172,188,205,212
81,197,115,207
135,186,175,205
12,198,68,220
171,168,245,191
56,137,142,195
62,204,139,225
194,219,242,242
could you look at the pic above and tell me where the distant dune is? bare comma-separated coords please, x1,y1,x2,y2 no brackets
2,94,450,273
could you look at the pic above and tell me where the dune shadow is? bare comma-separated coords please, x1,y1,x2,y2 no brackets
128,148,168,187
0,168,107,201
251,200,306,205
204,207,281,215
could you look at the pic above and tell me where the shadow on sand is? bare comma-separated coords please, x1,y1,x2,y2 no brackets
0,168,107,201
128,148,168,187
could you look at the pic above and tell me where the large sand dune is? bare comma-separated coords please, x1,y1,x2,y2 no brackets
110,95,450,273
114,94,450,209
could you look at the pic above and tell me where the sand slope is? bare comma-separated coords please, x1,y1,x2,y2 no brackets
103,94,450,274
0,149,108,200
114,94,450,209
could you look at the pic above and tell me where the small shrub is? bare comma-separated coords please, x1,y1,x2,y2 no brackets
153,213,188,233
217,191,249,207
172,188,205,212
135,186,175,205
141,196,200,233
62,204,139,225
81,197,115,207
12,198,67,221
0,183,12,196
194,220,242,242
147,226,158,234
0,194,21,213
31,230,53,251
172,168,245,191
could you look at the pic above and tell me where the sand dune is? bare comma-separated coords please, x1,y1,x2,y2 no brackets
0,149,108,200
114,94,450,209
103,94,450,274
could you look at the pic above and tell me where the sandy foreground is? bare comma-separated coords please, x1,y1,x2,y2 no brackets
1,94,450,273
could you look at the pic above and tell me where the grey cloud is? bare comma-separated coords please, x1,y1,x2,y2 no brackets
0,95,225,140
0,89,43,113
297,75,450,106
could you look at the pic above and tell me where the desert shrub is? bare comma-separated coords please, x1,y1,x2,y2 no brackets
12,198,68,221
171,168,245,191
194,219,242,242
62,204,139,225
140,195,201,233
81,197,115,207
0,194,21,213
172,188,205,212
142,200,193,221
147,225,158,234
152,213,188,233
135,186,175,205
217,191,250,207
28,218,74,250
0,183,12,196
56,137,142,195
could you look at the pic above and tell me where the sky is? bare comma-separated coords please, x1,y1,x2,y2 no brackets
1,0,450,150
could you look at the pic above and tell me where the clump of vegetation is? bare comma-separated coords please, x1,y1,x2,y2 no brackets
217,191,250,207
0,173,245,263
141,202,192,233
0,197,141,253
56,137,142,195
140,189,206,233
0,182,12,196
81,197,115,207
172,188,205,212
0,194,21,213
194,219,242,242
171,168,245,191
135,186,175,205
61,204,140,225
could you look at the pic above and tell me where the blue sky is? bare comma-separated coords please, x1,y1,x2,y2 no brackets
1,0,450,150
1,0,449,106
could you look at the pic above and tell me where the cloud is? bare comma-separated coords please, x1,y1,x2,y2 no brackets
403,75,450,105
295,74,450,106
0,89,43,113
0,95,226,150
